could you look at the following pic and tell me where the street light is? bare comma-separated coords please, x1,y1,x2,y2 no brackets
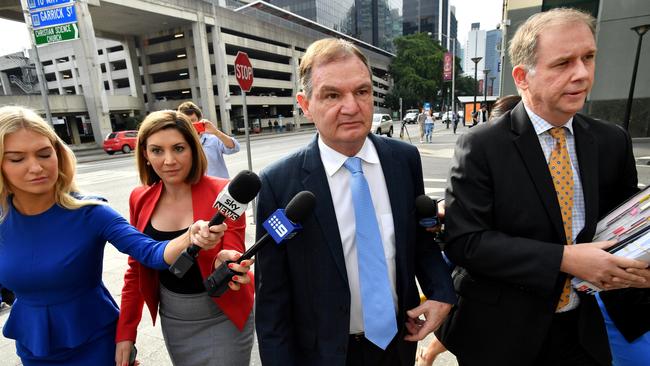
483,69,491,106
623,23,650,131
471,57,482,118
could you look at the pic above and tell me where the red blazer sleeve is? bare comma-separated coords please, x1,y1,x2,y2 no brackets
115,188,148,342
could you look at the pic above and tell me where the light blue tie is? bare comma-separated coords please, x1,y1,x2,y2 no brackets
343,157,397,350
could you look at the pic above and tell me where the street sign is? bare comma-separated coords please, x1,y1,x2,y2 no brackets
234,51,254,92
34,23,79,46
27,0,74,12
30,4,76,29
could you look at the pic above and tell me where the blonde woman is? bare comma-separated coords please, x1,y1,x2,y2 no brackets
0,106,230,366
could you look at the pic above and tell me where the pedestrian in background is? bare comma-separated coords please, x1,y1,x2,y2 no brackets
115,110,254,366
424,109,434,143
417,108,426,143
178,102,240,179
452,111,460,135
0,106,225,366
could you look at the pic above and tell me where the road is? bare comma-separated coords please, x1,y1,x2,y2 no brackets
2,122,650,365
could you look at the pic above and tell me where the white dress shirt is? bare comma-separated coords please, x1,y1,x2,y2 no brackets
318,136,398,334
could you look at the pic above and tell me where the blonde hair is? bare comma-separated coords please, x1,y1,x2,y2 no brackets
299,38,372,98
136,110,207,186
509,8,596,72
0,106,102,223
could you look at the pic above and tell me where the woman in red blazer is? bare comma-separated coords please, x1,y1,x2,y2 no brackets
115,110,255,366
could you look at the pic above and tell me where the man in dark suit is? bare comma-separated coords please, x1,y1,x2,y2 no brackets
254,38,456,366
437,8,650,366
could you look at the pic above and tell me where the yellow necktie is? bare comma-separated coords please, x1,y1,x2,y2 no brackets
548,127,574,310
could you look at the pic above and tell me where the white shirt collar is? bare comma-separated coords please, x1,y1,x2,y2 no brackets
523,103,574,136
318,135,380,177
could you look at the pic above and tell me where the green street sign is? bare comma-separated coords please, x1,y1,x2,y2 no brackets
34,23,79,46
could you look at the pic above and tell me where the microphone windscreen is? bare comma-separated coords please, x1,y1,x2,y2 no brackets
227,170,262,203
415,194,437,218
285,191,316,223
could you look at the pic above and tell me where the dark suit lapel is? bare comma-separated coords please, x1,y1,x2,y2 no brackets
300,135,348,283
573,115,598,240
510,103,567,243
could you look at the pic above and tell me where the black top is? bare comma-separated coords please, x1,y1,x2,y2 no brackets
144,221,205,294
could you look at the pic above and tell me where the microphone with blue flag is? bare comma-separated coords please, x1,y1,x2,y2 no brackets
204,191,316,297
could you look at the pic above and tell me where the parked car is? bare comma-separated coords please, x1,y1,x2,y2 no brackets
103,130,138,155
441,111,457,122
403,112,418,124
372,113,394,137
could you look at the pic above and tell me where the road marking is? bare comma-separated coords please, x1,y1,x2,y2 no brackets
76,170,137,186
423,178,447,183
418,148,454,158
425,187,445,194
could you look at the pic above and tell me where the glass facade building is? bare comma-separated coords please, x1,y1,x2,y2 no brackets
269,0,402,52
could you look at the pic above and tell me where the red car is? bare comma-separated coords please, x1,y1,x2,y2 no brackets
103,130,138,155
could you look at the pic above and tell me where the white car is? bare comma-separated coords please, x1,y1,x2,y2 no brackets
403,112,418,124
372,113,394,137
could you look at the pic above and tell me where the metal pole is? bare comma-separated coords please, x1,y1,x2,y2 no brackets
19,0,53,125
623,32,645,131
451,39,456,115
242,90,255,217
483,69,490,106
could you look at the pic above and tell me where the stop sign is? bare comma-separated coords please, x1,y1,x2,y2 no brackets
234,51,254,92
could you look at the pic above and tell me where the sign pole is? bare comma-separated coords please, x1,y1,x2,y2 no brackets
241,89,255,218
20,0,53,125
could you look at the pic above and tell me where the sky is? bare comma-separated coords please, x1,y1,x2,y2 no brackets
451,0,504,46
0,0,505,56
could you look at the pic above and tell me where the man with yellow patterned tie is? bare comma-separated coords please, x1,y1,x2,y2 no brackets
436,8,650,366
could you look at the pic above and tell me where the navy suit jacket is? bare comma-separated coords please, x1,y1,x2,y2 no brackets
254,133,455,366
437,102,641,366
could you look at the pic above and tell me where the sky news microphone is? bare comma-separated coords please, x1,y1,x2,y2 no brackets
204,190,316,297
416,194,439,228
169,170,261,278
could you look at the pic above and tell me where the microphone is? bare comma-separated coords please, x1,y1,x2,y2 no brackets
169,170,261,278
416,194,439,228
204,190,316,297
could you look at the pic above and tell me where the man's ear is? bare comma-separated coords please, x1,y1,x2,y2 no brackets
296,92,312,120
512,65,529,91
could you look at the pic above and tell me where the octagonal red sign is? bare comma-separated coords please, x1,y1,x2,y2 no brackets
234,51,254,92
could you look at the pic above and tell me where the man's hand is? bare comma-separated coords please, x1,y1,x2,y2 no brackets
561,241,648,290
625,267,650,288
202,119,220,134
404,300,452,341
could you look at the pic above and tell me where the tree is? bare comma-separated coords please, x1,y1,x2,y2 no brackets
385,33,446,111
385,33,477,112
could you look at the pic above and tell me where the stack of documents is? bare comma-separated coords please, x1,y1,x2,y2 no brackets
572,187,650,293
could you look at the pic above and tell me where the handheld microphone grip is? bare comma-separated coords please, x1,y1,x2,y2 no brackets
416,194,439,228
184,214,228,258
204,191,316,297
168,170,261,278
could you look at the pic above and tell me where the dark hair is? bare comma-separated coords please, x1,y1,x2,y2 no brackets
136,110,207,186
177,101,203,120
490,95,522,120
